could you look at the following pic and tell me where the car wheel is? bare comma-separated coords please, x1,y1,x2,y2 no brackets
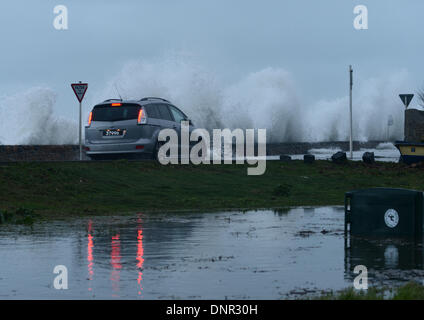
88,154,103,161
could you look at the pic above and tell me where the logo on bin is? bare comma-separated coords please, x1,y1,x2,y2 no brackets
384,209,399,228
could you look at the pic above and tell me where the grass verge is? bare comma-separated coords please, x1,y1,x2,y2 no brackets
319,282,424,300
0,160,421,216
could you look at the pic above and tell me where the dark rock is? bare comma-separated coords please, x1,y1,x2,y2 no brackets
362,152,375,164
304,154,315,164
331,151,347,164
279,154,291,161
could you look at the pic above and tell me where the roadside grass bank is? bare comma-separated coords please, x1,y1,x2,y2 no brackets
318,282,424,300
0,207,38,225
0,160,421,217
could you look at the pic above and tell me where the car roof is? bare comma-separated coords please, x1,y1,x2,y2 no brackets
98,97,171,106
94,98,188,118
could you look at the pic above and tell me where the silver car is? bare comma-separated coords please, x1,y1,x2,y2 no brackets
85,97,193,160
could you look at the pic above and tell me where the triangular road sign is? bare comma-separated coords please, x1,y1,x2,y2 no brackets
399,94,414,108
71,83,88,103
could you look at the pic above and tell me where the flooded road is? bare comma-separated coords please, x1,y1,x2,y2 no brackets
0,207,423,299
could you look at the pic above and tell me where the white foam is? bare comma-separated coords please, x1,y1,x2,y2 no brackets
375,142,397,150
308,148,342,154
94,55,408,143
0,87,77,145
0,55,411,145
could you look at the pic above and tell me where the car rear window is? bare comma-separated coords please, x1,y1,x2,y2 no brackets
144,104,160,119
92,104,140,122
169,105,187,123
157,104,174,121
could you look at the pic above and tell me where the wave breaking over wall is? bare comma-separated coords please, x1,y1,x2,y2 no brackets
96,56,409,143
0,87,77,145
0,55,411,144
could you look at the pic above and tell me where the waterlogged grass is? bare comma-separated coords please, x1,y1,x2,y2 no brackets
319,282,424,300
0,207,39,225
0,160,422,216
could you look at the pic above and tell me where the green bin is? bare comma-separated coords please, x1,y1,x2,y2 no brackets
345,188,424,240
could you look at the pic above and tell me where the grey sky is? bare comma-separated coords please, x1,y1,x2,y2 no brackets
1,0,423,120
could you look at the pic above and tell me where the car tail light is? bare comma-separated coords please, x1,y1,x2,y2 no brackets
137,108,146,124
88,112,93,126
136,145,144,150
111,103,122,107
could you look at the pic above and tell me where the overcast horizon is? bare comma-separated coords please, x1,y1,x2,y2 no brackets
0,0,423,144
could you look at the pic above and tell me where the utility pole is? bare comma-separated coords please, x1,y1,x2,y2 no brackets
349,65,353,160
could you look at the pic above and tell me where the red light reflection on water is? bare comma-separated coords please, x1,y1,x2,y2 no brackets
136,228,144,295
87,220,94,292
111,234,122,296
87,217,146,297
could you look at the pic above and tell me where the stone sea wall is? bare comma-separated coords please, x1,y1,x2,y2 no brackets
0,141,385,161
0,145,84,161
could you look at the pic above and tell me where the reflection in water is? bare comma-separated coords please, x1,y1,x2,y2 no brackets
384,245,400,269
87,217,145,297
111,234,122,297
303,207,315,215
5,207,424,299
136,216,144,295
345,237,424,283
87,220,94,292
273,208,290,216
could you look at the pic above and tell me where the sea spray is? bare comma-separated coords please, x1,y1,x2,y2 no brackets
0,87,77,145
96,55,409,143
0,56,411,145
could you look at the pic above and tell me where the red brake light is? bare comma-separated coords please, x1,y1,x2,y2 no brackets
88,112,93,126
111,103,122,107
137,108,146,124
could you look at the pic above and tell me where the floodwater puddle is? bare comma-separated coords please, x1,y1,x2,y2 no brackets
0,207,423,299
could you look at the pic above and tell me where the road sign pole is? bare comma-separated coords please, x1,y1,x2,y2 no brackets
71,81,88,161
79,101,82,161
349,65,353,160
